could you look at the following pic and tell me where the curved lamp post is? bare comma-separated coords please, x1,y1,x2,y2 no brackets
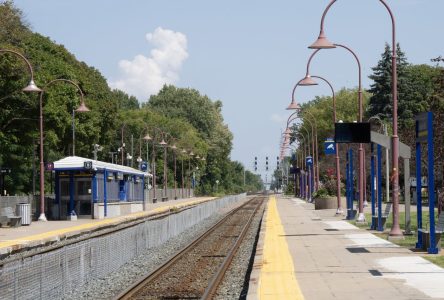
165,133,179,200
0,49,42,92
287,75,343,214
309,0,400,235
285,111,317,190
0,49,43,218
144,127,166,202
301,44,364,220
38,79,90,221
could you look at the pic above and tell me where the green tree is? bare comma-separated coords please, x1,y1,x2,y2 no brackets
366,43,409,121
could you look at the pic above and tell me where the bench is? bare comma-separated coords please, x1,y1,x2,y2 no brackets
372,202,392,228
0,207,22,227
418,213,444,250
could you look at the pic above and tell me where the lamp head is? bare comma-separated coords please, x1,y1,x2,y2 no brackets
308,31,336,49
171,144,177,150
143,134,152,141
190,151,194,156
299,75,318,86
159,139,167,146
286,101,301,110
22,80,42,92
181,149,187,153
75,101,90,113
196,155,201,159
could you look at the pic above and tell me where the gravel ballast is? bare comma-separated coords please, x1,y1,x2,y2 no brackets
62,197,253,300
214,199,265,299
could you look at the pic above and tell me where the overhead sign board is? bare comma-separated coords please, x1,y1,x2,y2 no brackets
335,122,371,143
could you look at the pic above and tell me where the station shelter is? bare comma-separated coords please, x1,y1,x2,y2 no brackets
52,156,151,220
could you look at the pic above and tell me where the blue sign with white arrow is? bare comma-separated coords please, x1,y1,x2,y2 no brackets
306,156,313,166
324,138,336,155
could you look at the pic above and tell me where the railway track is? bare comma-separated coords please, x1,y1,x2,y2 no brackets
115,196,265,300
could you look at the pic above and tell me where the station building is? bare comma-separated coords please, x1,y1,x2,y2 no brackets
52,156,151,220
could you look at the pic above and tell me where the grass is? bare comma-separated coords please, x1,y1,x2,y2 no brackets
348,207,444,268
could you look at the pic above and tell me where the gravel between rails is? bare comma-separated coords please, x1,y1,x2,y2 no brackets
62,197,252,300
214,198,265,300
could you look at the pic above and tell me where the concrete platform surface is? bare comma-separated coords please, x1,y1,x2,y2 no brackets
0,196,215,256
248,196,443,300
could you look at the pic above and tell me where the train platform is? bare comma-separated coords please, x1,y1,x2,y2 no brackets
248,195,444,300
0,196,215,256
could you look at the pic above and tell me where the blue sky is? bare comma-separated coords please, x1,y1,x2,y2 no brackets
13,0,444,180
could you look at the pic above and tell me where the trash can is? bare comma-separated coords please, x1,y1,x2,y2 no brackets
16,203,32,225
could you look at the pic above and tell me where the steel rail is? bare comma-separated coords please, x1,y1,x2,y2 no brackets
201,197,262,299
116,196,263,300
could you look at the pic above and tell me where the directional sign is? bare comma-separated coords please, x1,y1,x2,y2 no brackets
83,161,93,170
306,156,313,166
324,139,336,155
141,162,148,172
45,162,54,171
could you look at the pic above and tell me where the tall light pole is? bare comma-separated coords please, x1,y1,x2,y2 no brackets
287,75,342,214
160,138,167,200
309,0,400,235
144,128,165,202
301,44,364,221
181,149,187,197
286,116,316,192
70,87,90,156
0,49,42,218
38,79,89,221
299,113,319,191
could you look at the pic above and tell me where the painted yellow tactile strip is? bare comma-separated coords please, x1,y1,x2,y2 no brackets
258,195,304,300
0,197,215,252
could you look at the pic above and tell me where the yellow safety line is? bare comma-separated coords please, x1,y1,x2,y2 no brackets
0,197,215,250
258,195,304,300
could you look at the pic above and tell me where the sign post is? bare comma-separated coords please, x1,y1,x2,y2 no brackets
415,112,437,254
306,156,313,202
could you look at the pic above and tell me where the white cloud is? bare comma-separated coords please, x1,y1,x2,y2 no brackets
110,27,188,101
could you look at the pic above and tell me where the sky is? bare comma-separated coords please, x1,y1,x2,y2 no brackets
12,0,444,180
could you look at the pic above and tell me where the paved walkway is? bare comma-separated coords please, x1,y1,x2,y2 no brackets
249,195,444,300
0,196,215,255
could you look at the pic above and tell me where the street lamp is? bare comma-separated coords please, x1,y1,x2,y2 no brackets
0,49,43,219
309,0,401,235
287,112,319,192
287,75,343,214
181,148,187,197
0,49,42,92
159,137,167,200
37,79,90,221
301,44,364,221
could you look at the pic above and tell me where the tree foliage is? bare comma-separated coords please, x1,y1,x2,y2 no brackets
0,2,262,195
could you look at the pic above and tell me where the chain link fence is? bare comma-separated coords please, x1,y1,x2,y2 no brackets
0,193,246,300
